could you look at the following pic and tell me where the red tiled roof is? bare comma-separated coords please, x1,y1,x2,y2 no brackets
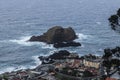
106,77,117,80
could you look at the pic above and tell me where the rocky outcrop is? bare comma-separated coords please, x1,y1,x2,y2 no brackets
117,8,120,17
48,50,71,59
108,8,120,30
53,42,81,48
29,26,81,48
29,26,77,44
38,50,79,64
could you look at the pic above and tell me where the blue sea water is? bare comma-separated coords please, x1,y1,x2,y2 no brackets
0,0,120,73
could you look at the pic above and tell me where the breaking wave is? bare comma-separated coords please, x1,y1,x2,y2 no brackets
75,33,92,41
32,55,42,67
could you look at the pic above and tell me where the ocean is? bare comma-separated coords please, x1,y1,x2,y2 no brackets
0,0,120,73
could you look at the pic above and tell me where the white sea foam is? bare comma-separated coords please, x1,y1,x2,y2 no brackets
9,36,54,49
48,49,58,55
75,33,92,42
40,43,54,49
0,57,42,74
9,36,41,46
8,33,91,48
32,55,42,67
0,56,42,74
96,22,101,25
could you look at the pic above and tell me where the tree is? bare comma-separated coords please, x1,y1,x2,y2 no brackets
83,70,93,77
102,48,112,59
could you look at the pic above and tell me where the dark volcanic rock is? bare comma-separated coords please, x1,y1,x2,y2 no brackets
48,50,71,59
38,50,80,64
53,42,81,48
29,35,47,42
108,15,119,30
117,8,120,17
108,8,120,30
29,26,77,44
108,15,119,24
29,26,81,48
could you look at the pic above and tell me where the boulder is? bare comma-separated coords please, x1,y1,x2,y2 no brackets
29,26,77,44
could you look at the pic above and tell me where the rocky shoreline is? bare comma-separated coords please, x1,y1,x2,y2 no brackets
0,48,120,80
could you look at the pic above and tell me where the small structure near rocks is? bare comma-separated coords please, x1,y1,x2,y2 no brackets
29,26,81,48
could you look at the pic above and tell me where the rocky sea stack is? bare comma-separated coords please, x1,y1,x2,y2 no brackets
108,8,120,30
29,26,81,48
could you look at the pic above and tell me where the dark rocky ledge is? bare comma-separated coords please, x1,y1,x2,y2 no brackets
53,42,81,48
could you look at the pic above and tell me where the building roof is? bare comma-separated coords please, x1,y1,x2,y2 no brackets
84,58,101,63
106,77,117,80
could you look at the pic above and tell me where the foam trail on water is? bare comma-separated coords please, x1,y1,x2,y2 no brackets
40,42,54,49
9,36,54,49
9,36,42,46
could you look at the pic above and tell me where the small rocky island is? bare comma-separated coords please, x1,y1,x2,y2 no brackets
29,26,81,48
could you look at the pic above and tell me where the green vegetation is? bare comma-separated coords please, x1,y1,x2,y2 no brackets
2,75,9,80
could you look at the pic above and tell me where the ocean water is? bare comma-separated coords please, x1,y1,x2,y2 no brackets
0,0,120,73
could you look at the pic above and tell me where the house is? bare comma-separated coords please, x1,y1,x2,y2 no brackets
83,59,101,69
71,59,81,68
66,59,82,68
